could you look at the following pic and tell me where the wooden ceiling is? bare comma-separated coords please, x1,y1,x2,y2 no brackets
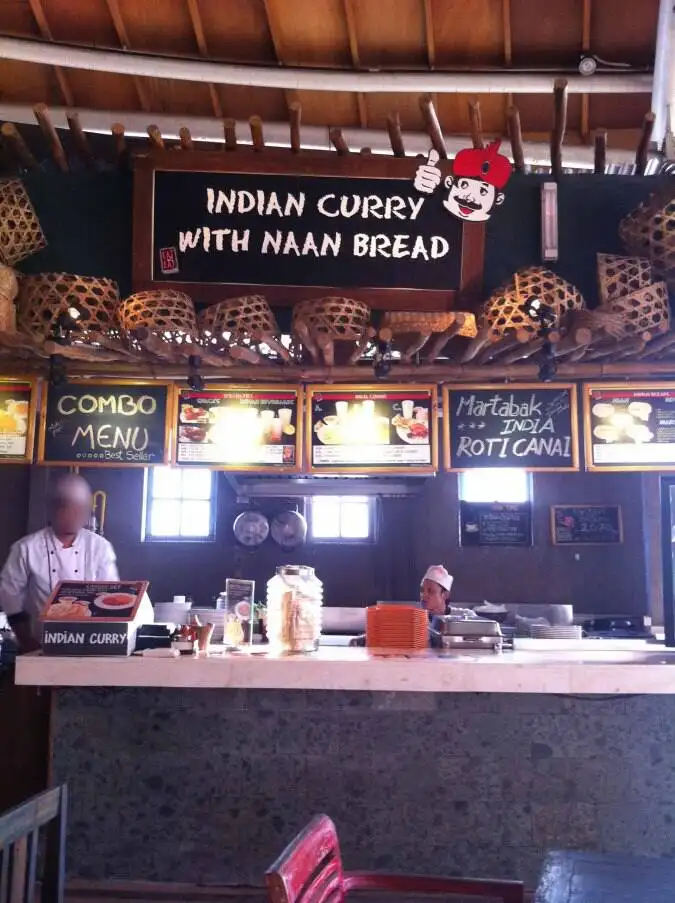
0,0,661,149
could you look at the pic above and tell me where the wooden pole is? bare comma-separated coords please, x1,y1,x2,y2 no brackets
289,101,302,154
550,78,568,178
386,112,406,157
147,125,164,150
66,112,94,168
330,127,350,156
33,104,68,171
249,115,265,152
0,122,38,171
635,111,655,175
179,127,193,150
223,118,237,151
506,105,525,172
418,94,448,160
468,100,484,150
593,129,607,174
111,123,127,168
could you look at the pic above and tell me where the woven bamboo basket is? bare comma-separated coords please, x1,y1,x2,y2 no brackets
17,272,120,341
198,295,281,354
380,310,478,339
603,281,670,338
0,179,46,266
0,266,18,333
482,267,585,336
619,193,675,291
118,290,198,345
597,253,653,305
292,296,370,340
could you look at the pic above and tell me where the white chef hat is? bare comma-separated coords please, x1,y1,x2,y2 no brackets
421,565,454,593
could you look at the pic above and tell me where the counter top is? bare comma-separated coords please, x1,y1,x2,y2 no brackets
14,646,675,694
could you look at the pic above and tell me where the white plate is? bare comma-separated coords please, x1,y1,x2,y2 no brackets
94,592,137,611
395,424,429,445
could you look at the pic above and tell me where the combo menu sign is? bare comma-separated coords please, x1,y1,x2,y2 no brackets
306,384,437,473
39,380,172,466
584,383,675,471
174,384,302,471
443,384,579,471
0,377,37,463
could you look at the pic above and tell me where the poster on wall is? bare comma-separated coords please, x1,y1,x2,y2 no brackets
459,501,532,547
306,384,437,474
38,380,172,466
550,505,623,545
443,384,579,471
174,384,302,472
0,377,38,463
584,383,675,471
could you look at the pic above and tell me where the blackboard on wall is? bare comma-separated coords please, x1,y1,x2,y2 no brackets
460,501,533,547
444,383,579,471
39,381,172,466
551,505,623,545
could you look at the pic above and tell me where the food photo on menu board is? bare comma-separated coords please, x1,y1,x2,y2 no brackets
0,379,35,461
42,581,147,621
176,386,301,468
585,384,675,469
308,386,436,471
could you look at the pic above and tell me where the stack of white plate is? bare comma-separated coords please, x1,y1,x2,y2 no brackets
191,607,227,642
529,624,583,640
154,601,192,625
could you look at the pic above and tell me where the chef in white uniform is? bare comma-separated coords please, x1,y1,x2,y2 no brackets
0,473,119,652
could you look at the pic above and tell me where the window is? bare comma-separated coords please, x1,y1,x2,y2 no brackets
309,496,374,541
143,467,217,541
459,469,531,504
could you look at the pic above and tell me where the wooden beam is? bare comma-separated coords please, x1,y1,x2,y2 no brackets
33,104,68,171
423,0,436,68
289,101,302,153
27,0,75,106
502,0,512,66
419,94,447,159
66,112,95,167
111,122,128,168
261,0,296,117
468,100,484,149
185,0,223,119
147,125,164,150
343,0,368,128
223,118,237,151
635,111,655,174
594,128,607,174
179,127,193,150
103,0,151,111
506,105,525,171
386,112,406,157
580,0,592,142
550,78,568,177
250,116,265,152
330,127,350,156
0,122,38,171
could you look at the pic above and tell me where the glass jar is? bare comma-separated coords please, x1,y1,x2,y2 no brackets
266,565,323,654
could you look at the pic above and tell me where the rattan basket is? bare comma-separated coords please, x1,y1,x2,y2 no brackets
198,295,281,354
482,267,585,336
0,266,18,333
597,253,653,305
17,272,120,341
292,297,370,341
0,179,46,266
381,310,478,339
118,290,198,345
619,193,675,291
603,281,670,337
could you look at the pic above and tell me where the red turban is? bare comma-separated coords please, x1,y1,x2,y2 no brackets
452,140,512,189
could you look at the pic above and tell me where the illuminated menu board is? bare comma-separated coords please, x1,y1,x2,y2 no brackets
174,384,302,472
306,384,437,474
585,382,675,471
0,377,38,463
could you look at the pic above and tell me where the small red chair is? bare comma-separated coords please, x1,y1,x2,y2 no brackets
265,814,524,903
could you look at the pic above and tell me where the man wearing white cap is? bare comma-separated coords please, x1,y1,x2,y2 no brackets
420,565,454,617
0,474,119,653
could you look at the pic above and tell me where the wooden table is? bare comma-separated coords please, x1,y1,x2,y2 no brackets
535,850,675,902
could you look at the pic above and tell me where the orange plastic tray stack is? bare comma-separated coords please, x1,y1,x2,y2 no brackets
366,604,428,650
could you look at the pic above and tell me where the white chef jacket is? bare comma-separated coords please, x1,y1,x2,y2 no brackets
0,528,119,632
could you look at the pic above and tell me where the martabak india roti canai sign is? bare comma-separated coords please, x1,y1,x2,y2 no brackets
443,384,579,471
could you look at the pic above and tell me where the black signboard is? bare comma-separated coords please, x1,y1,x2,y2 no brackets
307,384,437,474
443,383,579,471
175,384,302,471
39,380,172,466
460,501,533,547
551,505,623,545
585,383,675,471
150,170,463,292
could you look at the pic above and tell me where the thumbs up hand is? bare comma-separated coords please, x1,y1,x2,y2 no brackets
414,149,442,194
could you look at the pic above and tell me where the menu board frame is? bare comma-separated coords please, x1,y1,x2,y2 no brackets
584,382,675,472
38,378,174,468
172,383,304,473
550,505,624,546
305,383,438,475
0,376,39,465
442,382,580,472
42,579,149,623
